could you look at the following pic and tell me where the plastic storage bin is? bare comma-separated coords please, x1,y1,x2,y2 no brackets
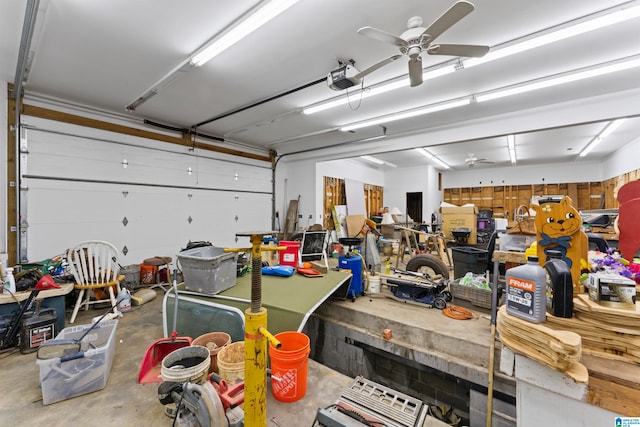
451,246,489,279
177,246,238,295
36,320,118,405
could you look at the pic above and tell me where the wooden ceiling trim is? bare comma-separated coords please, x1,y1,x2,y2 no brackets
22,104,272,163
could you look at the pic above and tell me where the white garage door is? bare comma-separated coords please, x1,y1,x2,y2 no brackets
20,116,273,265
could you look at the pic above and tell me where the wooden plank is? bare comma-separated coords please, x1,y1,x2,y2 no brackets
283,198,299,239
22,104,272,162
546,312,640,364
497,306,587,382
492,250,527,264
587,375,640,416
345,215,367,238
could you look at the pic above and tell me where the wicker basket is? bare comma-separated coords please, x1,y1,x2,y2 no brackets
450,280,493,309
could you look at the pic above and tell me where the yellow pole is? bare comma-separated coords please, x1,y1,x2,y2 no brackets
245,306,268,426
234,232,282,427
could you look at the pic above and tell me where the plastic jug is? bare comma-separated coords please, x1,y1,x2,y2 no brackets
118,287,132,312
3,268,16,295
505,256,546,323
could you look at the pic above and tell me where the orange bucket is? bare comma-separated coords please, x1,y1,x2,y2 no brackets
269,331,310,402
140,264,157,284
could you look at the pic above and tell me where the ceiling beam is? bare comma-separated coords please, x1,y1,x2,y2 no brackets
21,104,272,163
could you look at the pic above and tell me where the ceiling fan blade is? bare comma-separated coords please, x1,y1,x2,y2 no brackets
354,54,403,79
427,43,490,58
408,57,423,87
422,0,475,42
358,26,407,48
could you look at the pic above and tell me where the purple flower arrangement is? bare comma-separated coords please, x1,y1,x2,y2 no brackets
588,248,640,284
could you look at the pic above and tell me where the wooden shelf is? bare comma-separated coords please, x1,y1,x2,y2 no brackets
444,169,640,220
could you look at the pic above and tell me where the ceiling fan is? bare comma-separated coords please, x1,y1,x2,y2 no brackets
357,0,490,87
465,153,494,167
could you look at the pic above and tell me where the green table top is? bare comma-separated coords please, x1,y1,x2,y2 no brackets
167,269,352,337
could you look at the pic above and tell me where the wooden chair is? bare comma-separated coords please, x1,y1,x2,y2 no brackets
67,240,124,323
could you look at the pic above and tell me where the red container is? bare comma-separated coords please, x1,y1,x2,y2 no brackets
140,264,157,284
278,241,300,267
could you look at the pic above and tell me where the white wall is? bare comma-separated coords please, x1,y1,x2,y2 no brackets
384,164,441,222
316,158,383,220
277,156,442,227
442,160,605,189
274,157,385,232
603,134,640,181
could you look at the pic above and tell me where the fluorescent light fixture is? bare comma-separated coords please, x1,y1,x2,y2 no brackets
599,118,626,139
579,119,626,157
360,155,397,167
359,135,386,142
415,148,450,169
340,98,470,132
190,0,298,67
476,56,640,103
303,64,457,115
507,134,516,164
465,4,640,69
361,155,384,165
333,55,637,135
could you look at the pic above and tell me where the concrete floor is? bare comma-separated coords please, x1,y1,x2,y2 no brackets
0,279,453,427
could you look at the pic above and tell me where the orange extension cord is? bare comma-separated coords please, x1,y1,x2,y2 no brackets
442,305,478,320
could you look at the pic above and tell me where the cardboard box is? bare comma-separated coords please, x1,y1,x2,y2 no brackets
380,224,398,239
587,272,637,310
345,215,367,238
441,204,478,245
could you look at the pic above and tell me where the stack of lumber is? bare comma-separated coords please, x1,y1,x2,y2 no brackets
545,294,640,364
497,305,588,383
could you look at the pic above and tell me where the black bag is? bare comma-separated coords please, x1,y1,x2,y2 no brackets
183,241,212,251
15,269,44,292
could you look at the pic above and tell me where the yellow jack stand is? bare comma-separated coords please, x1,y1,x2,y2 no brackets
227,232,282,427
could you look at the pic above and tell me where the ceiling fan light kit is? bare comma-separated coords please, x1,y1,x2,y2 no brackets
464,153,494,168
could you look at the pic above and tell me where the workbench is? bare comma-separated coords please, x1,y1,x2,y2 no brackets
0,282,73,332
163,269,353,340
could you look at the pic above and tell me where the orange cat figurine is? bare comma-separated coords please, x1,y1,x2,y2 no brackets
532,196,588,289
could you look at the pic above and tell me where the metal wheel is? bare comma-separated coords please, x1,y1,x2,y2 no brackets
434,297,447,310
405,254,450,279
